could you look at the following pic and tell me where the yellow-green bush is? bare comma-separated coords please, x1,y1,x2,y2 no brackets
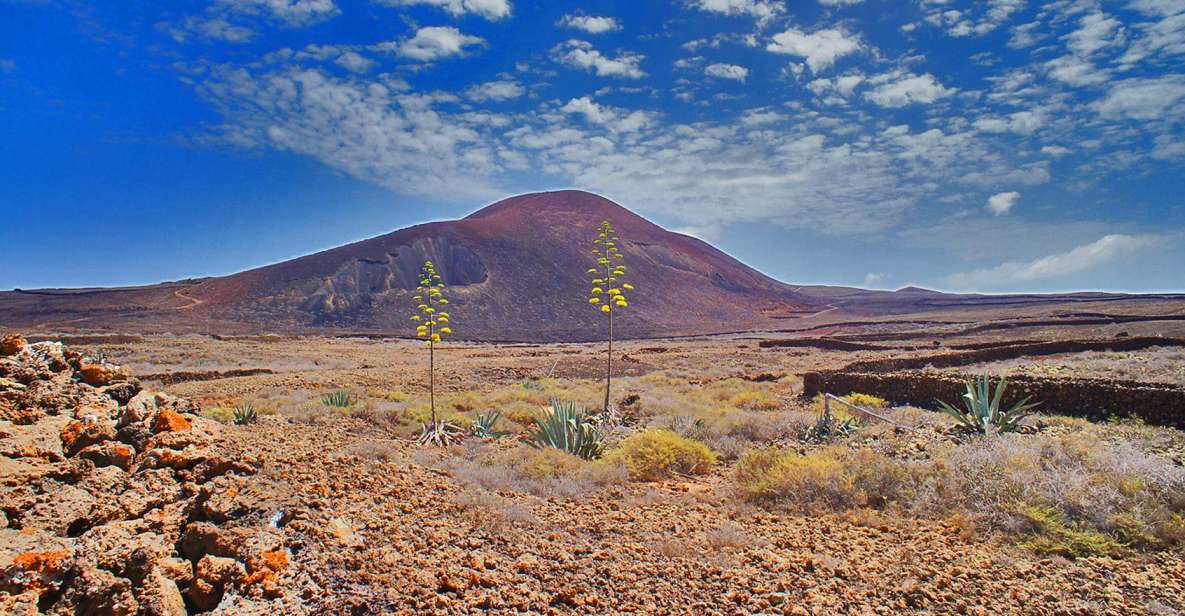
735,446,919,512
202,406,236,424
504,447,587,480
729,389,781,411
839,393,888,409
603,429,717,481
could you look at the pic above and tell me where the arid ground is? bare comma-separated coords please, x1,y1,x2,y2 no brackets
4,301,1185,615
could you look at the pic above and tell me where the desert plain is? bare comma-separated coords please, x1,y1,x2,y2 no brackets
4,296,1185,615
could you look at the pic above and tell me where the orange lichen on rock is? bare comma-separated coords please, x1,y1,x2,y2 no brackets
0,333,26,355
77,362,125,387
59,419,115,455
10,550,71,591
152,409,191,433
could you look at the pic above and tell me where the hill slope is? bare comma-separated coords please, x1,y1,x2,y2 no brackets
0,191,819,341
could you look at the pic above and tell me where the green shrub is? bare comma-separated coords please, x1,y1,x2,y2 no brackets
526,400,606,460
603,429,717,481
1017,504,1128,558
471,410,509,439
937,374,1038,433
321,390,355,408
232,404,258,425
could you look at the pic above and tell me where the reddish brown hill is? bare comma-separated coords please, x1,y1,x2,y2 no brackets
0,191,819,341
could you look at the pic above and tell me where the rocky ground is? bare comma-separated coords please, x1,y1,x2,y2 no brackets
0,335,292,615
3,333,1184,615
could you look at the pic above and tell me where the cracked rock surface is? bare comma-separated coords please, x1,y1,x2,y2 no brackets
0,335,293,615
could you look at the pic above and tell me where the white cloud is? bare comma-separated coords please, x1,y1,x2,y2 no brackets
689,0,783,25
465,80,524,102
767,27,862,72
167,16,256,43
1065,11,1125,56
705,63,749,81
383,27,484,62
335,51,374,73
558,14,621,34
1117,6,1185,69
1041,145,1071,156
220,0,340,27
946,234,1167,288
1093,75,1185,120
919,0,1025,38
807,72,866,98
973,110,1046,135
986,191,1020,215
864,71,955,107
1044,54,1110,86
380,0,510,20
863,272,886,287
739,108,785,126
552,40,646,79
559,97,657,133
193,65,507,199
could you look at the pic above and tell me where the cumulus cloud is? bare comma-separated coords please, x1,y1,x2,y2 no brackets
1093,75,1185,120
165,0,339,42
863,272,886,287
688,0,782,25
379,0,510,20
382,27,484,61
552,40,646,79
986,191,1020,215
864,71,955,107
335,51,374,73
705,63,749,81
223,0,340,27
919,0,1025,38
807,72,866,99
945,234,1167,289
465,80,524,102
559,97,657,133
766,27,862,72
558,14,621,34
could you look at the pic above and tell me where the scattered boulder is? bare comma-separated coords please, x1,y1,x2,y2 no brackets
0,335,280,614
0,334,25,356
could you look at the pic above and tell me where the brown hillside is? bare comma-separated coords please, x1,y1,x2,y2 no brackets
0,191,818,341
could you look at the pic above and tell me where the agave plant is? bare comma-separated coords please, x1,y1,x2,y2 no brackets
937,374,1040,434
232,403,258,426
525,400,606,460
417,419,464,447
321,390,354,408
471,410,510,439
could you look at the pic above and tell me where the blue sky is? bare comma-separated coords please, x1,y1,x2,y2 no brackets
2,0,1184,293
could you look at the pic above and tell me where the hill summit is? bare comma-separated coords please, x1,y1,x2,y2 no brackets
0,190,818,340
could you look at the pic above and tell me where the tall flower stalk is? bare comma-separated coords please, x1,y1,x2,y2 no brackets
587,221,632,413
410,260,453,431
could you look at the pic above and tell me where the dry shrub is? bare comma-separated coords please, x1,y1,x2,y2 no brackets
339,440,399,462
704,522,763,551
735,446,922,513
437,443,626,500
729,389,782,411
450,487,536,530
916,431,1185,554
602,429,718,481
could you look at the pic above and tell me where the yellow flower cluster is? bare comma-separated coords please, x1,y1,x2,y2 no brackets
588,220,632,314
409,260,454,344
